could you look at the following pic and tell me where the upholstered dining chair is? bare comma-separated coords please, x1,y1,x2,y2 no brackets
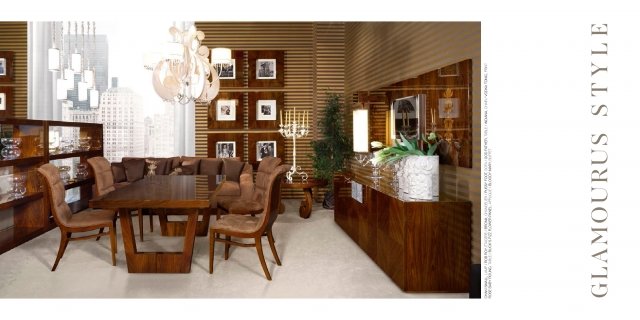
88,156,150,241
37,163,117,271
209,164,289,280
216,156,283,218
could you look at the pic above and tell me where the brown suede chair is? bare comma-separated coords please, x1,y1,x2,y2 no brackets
38,163,117,271
209,164,289,280
88,156,150,241
216,157,283,216
211,158,255,218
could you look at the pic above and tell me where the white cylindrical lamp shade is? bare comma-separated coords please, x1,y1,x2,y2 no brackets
89,89,99,107
71,53,82,73
211,47,231,64
353,109,369,153
83,69,94,88
78,81,88,101
48,48,60,71
56,78,68,100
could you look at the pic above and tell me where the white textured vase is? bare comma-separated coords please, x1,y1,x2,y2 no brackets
427,155,439,197
402,155,435,200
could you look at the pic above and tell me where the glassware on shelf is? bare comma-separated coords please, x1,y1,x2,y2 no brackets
78,137,92,151
1,137,23,160
76,163,89,180
9,173,27,199
60,137,74,154
58,166,71,184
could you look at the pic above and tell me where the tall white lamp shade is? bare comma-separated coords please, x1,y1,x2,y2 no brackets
353,108,369,153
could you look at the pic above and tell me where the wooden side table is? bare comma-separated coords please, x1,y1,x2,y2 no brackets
280,179,327,218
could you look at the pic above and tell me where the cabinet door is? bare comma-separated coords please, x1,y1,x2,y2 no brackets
375,190,405,289
356,185,376,259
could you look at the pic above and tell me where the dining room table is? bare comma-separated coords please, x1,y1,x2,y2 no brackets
89,175,222,273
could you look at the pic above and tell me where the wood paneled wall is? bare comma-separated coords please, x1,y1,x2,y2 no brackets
0,22,28,118
344,22,481,264
195,22,345,198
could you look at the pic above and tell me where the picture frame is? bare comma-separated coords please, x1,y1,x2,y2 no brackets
247,132,284,169
216,99,237,121
256,140,277,161
208,92,244,129
256,59,276,79
257,99,277,121
218,58,236,79
0,51,15,83
219,51,244,87
248,92,284,129
0,86,13,118
389,94,426,141
248,51,284,88
208,133,245,160
216,141,236,158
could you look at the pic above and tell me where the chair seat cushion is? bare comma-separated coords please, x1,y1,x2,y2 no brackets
219,199,263,215
66,209,116,228
212,214,260,233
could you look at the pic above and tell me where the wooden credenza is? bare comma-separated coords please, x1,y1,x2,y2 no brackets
334,174,471,293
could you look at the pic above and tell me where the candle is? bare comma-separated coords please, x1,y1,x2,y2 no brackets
286,110,289,124
294,107,297,124
280,110,283,126
305,111,308,127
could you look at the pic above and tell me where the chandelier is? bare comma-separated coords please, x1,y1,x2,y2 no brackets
48,21,100,108
149,25,229,105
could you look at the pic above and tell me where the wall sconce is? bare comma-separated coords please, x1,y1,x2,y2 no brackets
352,106,369,153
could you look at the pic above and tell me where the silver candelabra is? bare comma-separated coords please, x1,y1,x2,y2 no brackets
279,108,310,183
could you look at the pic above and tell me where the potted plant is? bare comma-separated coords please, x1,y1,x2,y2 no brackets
311,93,353,209
374,132,441,200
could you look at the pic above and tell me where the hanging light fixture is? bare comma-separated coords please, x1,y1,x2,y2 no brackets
63,21,75,90
77,22,89,102
89,22,99,108
48,21,60,71
71,22,82,74
149,24,221,104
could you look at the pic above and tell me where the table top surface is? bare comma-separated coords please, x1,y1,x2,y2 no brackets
89,175,222,209
281,178,327,189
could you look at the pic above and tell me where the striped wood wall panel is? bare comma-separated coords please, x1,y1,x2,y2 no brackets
0,22,28,118
195,22,345,199
344,22,482,264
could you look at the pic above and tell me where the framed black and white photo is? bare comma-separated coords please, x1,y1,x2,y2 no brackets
0,92,5,110
216,141,236,158
257,99,277,121
256,58,276,79
218,59,236,79
0,86,13,117
0,51,14,83
256,141,276,161
216,99,236,121
390,94,426,141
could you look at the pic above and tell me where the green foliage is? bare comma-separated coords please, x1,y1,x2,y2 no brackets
310,93,353,188
374,132,440,165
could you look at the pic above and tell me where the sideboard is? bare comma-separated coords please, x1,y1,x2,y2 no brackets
333,173,471,293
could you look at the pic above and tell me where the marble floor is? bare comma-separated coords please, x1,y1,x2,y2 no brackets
0,200,467,300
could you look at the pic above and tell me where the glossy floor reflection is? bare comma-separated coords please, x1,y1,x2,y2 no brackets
0,199,467,298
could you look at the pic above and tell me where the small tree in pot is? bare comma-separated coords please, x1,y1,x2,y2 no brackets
311,93,353,209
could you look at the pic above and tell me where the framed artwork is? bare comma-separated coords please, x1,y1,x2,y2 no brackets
216,141,236,158
248,92,284,129
0,51,14,83
256,59,276,79
248,50,284,87
216,99,236,121
208,92,244,129
219,50,244,87
0,86,13,118
256,140,277,161
247,132,284,169
389,94,426,141
257,100,277,121
218,59,236,79
207,133,245,160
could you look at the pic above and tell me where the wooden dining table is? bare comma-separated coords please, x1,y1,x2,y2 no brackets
89,175,221,273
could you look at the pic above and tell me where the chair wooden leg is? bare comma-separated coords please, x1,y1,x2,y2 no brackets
109,224,117,266
112,217,118,254
149,212,154,232
52,231,70,272
209,231,215,274
96,227,104,241
266,230,281,266
138,209,144,241
255,236,271,280
224,235,230,260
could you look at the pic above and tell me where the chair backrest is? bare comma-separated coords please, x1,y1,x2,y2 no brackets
254,164,289,235
251,156,282,203
87,156,115,196
37,163,73,227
